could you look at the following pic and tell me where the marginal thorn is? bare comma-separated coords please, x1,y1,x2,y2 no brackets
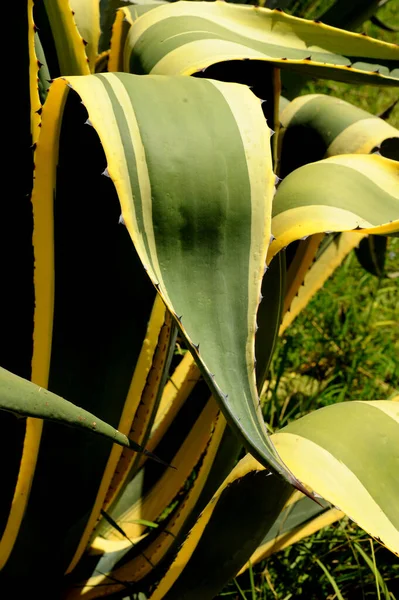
176,314,183,323
193,343,200,352
259,292,263,303
85,118,93,127
31,142,37,151
304,56,312,61
33,24,39,33
47,79,54,84
255,322,258,333
260,99,267,104
35,107,42,116
270,129,275,137
154,282,160,290
37,60,43,69
102,167,110,177
264,264,269,274
274,175,281,185
281,57,287,61
270,234,276,243
82,39,88,46
313,19,321,23
118,214,125,226
300,235,309,241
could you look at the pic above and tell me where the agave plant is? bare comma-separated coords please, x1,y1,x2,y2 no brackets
2,1,398,598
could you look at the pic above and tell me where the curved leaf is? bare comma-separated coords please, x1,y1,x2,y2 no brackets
30,73,303,495
269,154,399,261
117,1,399,85
272,400,399,556
280,94,399,167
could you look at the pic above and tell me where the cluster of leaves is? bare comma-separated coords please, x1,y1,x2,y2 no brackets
1,1,398,599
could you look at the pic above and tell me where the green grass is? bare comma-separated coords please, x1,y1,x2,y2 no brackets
219,1,398,595
266,238,399,427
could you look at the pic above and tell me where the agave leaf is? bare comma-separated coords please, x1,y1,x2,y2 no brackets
41,0,91,75
0,0,40,566
135,400,398,599
279,94,399,170
272,400,399,557
30,73,304,496
69,0,101,71
269,154,399,261
116,1,399,85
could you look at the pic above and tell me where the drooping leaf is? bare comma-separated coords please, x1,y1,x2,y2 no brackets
29,73,304,500
269,154,399,261
115,1,399,85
